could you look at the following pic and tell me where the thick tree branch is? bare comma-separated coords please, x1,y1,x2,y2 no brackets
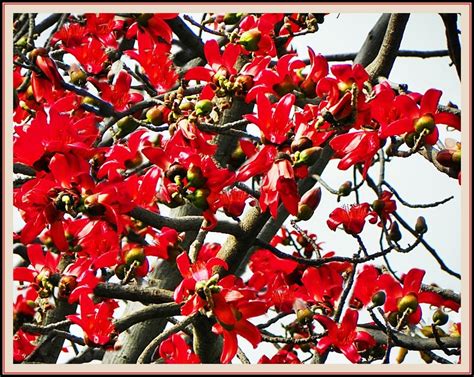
354,13,392,67
93,282,175,304
128,206,242,236
366,14,410,80
440,14,461,79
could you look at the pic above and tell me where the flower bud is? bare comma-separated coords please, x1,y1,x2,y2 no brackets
238,29,262,51
436,149,454,167
114,116,139,138
195,99,213,116
124,247,146,267
69,67,87,86
299,78,316,98
165,163,187,183
296,146,322,166
223,13,243,24
403,132,417,148
186,165,207,188
396,347,408,364
371,291,386,307
296,308,313,323
338,181,352,197
297,187,322,221
432,309,449,326
190,188,210,210
414,115,436,134
146,106,165,126
397,293,418,313
371,199,385,214
388,221,402,242
291,136,313,153
58,275,78,300
415,216,428,235
452,150,461,164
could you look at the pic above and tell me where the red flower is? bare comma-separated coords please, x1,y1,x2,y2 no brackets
14,244,60,296
380,89,461,144
125,30,178,93
259,155,299,218
67,294,118,347
64,37,109,75
377,268,460,325
372,190,397,226
238,14,284,57
14,286,38,322
259,348,301,364
327,203,377,235
184,39,241,83
314,309,376,363
13,330,38,363
301,263,349,311
158,333,200,364
88,71,144,112
244,93,295,145
212,294,267,364
246,54,305,101
349,264,383,309
329,129,381,178
125,13,178,45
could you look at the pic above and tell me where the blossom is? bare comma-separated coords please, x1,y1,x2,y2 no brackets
314,309,376,363
377,268,460,325
158,333,201,364
67,294,118,347
259,155,299,218
380,89,461,144
13,330,38,363
64,37,109,75
259,348,301,364
329,129,381,178
327,203,376,235
244,93,295,145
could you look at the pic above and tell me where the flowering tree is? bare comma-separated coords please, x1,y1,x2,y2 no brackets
11,11,463,367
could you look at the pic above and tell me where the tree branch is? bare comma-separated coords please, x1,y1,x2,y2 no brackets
439,14,461,79
93,282,175,305
366,14,410,80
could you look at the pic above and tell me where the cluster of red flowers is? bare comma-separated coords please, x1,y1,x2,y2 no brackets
13,12,461,364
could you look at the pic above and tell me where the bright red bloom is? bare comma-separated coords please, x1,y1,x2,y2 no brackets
184,39,241,83
14,286,38,321
125,13,178,45
238,14,284,57
327,203,376,235
158,333,200,364
212,293,267,364
258,348,301,364
329,129,381,178
244,93,295,145
349,264,382,309
83,13,124,48
64,37,109,75
67,294,118,347
88,71,144,112
13,330,38,363
173,251,228,316
14,244,60,291
259,155,299,218
125,30,178,93
246,54,305,101
301,262,350,311
314,309,376,363
372,190,397,226
217,188,253,219
380,89,461,144
377,268,460,324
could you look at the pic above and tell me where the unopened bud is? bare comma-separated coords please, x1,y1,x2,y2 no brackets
415,216,427,235
338,181,352,197
388,221,402,242
195,99,213,116
297,187,322,221
238,29,262,51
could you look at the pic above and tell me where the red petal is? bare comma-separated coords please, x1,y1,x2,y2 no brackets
220,330,238,364
435,112,461,131
420,89,442,115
